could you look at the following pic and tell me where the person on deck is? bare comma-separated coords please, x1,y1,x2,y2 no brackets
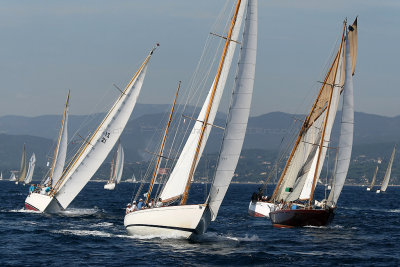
137,199,145,210
132,201,139,211
149,198,155,208
156,198,163,208
29,184,35,194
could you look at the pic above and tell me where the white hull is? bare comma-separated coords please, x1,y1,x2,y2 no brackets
15,181,18,185
376,190,381,194
248,201,276,218
104,183,116,190
24,192,62,213
366,187,371,191
124,204,211,239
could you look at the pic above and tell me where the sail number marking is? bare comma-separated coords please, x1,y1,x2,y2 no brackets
101,132,111,143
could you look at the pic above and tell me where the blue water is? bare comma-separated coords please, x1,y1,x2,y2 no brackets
1,181,399,266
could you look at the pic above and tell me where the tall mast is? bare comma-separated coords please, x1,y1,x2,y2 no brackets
145,81,181,204
49,91,70,185
308,23,346,206
180,0,242,205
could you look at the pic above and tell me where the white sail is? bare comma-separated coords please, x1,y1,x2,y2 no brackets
24,153,36,184
159,1,247,202
10,172,16,181
328,33,355,205
51,93,70,186
115,144,124,184
0,172,2,180
380,145,396,192
208,0,257,221
53,49,154,209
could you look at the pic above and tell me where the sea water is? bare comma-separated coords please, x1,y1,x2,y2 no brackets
0,181,399,266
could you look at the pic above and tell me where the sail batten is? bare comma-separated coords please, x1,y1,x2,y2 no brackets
208,0,257,221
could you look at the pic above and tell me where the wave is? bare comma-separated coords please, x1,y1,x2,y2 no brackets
7,208,39,213
192,232,262,242
52,229,113,238
59,207,100,217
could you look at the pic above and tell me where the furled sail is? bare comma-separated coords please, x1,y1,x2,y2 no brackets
114,144,124,184
18,145,27,182
208,0,257,221
328,30,355,206
24,153,36,184
380,145,396,192
53,47,155,209
50,92,70,186
159,1,247,203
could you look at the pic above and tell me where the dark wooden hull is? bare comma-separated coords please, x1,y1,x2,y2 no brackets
270,208,335,228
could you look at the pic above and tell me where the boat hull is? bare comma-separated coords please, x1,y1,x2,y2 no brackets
376,190,381,194
270,208,335,228
104,183,116,190
366,187,371,191
248,201,276,218
124,204,211,239
24,193,62,213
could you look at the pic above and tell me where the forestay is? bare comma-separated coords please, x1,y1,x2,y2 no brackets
53,49,154,209
159,1,247,203
208,0,257,221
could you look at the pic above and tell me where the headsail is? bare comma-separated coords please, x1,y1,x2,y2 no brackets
49,91,70,186
369,165,379,189
380,145,396,192
114,143,124,184
327,28,356,206
208,0,257,221
159,1,247,203
24,153,36,184
18,145,27,182
52,46,156,209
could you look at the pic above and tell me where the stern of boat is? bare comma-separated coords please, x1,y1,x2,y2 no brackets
248,201,275,218
104,183,116,190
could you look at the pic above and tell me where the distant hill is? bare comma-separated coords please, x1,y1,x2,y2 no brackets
0,105,398,184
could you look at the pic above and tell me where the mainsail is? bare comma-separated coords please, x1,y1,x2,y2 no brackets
327,27,356,206
271,19,357,205
52,47,156,209
18,145,27,183
24,153,36,184
208,0,257,221
369,165,379,189
159,1,247,203
49,92,70,186
380,145,396,192
112,142,125,184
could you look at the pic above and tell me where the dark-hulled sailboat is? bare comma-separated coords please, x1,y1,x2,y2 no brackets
269,18,358,228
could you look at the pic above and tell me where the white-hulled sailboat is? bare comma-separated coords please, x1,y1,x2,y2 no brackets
377,145,396,193
24,153,36,185
104,140,124,190
16,144,27,185
366,165,379,191
267,18,358,227
124,0,257,238
9,172,17,181
25,46,156,213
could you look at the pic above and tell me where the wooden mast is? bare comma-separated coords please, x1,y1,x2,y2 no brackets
49,91,70,186
51,46,156,196
145,81,181,204
180,0,242,205
308,23,346,206
271,31,344,201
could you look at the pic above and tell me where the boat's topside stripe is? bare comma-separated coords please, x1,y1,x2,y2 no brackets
125,224,195,233
24,202,39,211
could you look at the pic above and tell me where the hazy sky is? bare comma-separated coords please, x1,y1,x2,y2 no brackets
0,0,399,117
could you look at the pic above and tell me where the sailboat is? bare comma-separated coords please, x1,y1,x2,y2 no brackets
24,153,36,184
0,172,3,180
104,140,124,190
9,172,17,181
124,0,257,238
16,144,27,185
377,145,396,193
366,165,379,191
24,46,156,213
267,18,358,227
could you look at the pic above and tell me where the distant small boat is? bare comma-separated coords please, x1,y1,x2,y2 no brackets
366,165,379,191
104,140,124,190
24,153,36,185
377,145,396,193
9,172,17,181
0,172,3,180
16,144,27,185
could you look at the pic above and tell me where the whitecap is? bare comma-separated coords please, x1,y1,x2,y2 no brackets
8,208,39,213
59,208,99,217
53,229,112,238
